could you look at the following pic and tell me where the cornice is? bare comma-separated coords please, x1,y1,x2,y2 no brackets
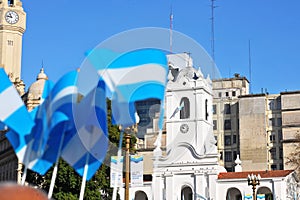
0,25,25,33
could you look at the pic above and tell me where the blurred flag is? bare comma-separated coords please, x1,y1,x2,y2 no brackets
0,68,34,136
61,80,108,180
28,70,79,174
170,102,184,119
89,49,168,128
257,194,265,200
6,77,54,166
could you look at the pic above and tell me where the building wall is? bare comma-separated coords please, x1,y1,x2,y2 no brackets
239,95,268,170
212,75,249,171
281,91,300,170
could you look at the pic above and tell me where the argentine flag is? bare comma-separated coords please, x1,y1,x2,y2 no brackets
28,70,79,174
61,80,108,180
6,77,54,166
0,68,34,135
86,48,168,128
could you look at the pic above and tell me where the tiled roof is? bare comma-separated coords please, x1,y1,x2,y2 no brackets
218,170,294,180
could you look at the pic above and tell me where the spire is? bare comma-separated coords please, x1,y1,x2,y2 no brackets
37,67,48,80
169,4,173,54
234,154,242,172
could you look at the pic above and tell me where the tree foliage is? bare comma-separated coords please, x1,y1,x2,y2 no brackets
285,132,300,178
26,99,136,199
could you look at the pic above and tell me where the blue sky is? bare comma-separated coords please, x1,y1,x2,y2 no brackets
21,0,300,94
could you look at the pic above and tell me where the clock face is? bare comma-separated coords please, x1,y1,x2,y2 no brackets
5,11,19,24
180,123,189,133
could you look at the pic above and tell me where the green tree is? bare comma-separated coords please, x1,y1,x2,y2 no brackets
26,99,136,199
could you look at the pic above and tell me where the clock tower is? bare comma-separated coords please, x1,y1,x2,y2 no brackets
0,0,26,82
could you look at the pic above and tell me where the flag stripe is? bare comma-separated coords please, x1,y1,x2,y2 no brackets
0,86,23,120
108,49,167,69
99,63,167,93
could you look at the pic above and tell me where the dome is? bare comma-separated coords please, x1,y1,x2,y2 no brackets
27,68,48,101
36,68,48,80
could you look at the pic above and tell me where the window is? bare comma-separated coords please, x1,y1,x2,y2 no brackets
279,148,283,158
232,91,236,97
271,164,277,170
214,136,218,145
269,118,275,126
233,135,237,144
225,92,229,97
224,120,231,130
269,132,276,142
225,152,232,162
278,130,283,141
180,97,190,119
224,104,231,114
8,0,14,5
212,104,217,114
225,135,231,146
277,118,282,126
268,99,275,110
276,98,282,110
270,148,276,160
218,92,222,98
233,151,237,161
213,120,217,130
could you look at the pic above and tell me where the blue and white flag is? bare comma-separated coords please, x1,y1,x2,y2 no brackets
170,102,184,119
61,80,108,180
5,77,54,165
0,68,34,136
28,70,79,174
87,49,168,128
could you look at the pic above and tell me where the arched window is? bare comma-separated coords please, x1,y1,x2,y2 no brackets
257,187,273,200
181,186,193,200
205,99,208,120
180,97,190,119
226,187,242,200
134,191,148,200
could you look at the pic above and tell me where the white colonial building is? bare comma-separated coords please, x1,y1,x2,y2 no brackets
118,53,300,200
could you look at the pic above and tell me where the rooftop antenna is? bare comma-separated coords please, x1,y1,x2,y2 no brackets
248,40,252,94
210,0,218,79
211,0,217,62
169,5,174,54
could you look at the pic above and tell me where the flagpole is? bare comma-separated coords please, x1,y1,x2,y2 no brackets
21,141,34,185
112,129,124,200
79,125,93,200
48,131,66,199
79,152,89,200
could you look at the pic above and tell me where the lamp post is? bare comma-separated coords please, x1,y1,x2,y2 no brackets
124,132,130,200
247,173,261,200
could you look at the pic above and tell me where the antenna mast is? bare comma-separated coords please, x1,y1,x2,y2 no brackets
170,5,173,54
248,40,252,93
211,0,217,62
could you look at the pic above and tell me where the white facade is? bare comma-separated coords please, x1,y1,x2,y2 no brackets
122,54,300,200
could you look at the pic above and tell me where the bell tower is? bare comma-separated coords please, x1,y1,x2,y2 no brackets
152,54,223,200
0,0,26,81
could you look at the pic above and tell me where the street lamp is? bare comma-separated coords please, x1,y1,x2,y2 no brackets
247,173,261,200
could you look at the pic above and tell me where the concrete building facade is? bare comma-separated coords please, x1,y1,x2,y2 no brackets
212,74,249,171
